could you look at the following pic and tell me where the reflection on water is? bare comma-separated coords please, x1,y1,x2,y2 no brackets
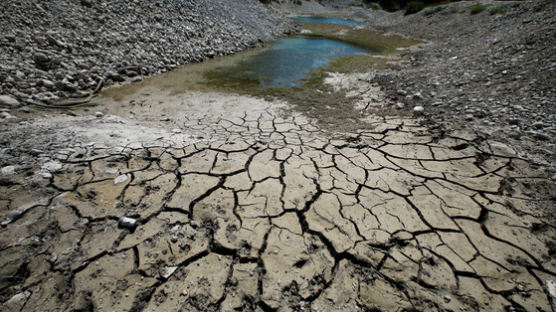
290,16,368,25
206,35,370,89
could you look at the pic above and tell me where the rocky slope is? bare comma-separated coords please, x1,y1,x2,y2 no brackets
0,0,294,106
354,0,555,175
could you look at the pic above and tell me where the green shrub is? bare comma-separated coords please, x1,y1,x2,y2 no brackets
424,6,445,16
405,1,426,15
489,6,507,15
470,4,487,14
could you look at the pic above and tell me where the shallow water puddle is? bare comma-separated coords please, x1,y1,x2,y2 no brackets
101,19,419,131
204,35,370,89
102,21,416,98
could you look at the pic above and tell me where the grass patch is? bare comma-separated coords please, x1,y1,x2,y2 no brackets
489,6,507,15
297,21,419,54
424,6,445,16
470,4,487,14
405,1,426,15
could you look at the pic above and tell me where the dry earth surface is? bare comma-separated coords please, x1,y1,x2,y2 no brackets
1,1,555,312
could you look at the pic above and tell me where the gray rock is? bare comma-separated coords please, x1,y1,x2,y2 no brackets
34,53,51,64
42,161,63,172
40,79,55,89
3,291,31,311
1,165,16,175
397,90,407,96
55,80,77,92
2,210,23,225
413,106,424,113
532,121,545,129
508,118,520,125
0,95,19,107
533,131,551,141
0,112,16,119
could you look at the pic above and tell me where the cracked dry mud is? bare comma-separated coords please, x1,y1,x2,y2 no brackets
1,88,555,312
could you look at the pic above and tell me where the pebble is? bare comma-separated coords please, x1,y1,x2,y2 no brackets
114,174,129,185
1,111,16,119
396,102,405,109
161,266,178,279
444,295,451,303
547,280,556,298
118,216,137,229
1,165,16,175
532,121,544,129
0,95,19,107
95,111,104,118
413,106,424,113
532,131,551,141
41,161,63,172
2,210,23,226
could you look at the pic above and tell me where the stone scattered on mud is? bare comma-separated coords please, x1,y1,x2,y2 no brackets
118,216,137,229
1,210,23,226
114,174,129,185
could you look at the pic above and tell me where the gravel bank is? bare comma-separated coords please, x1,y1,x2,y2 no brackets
355,0,555,174
0,0,294,105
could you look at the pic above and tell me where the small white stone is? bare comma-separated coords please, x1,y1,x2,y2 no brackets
161,266,178,279
114,174,129,185
118,216,137,229
396,102,405,109
95,111,104,118
40,171,53,179
547,280,556,298
42,161,62,172
413,106,424,113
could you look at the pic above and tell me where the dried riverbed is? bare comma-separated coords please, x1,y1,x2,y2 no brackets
1,5,555,312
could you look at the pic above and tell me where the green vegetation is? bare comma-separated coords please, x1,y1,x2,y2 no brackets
470,4,487,14
404,1,426,15
424,5,444,16
489,6,507,15
351,0,382,10
298,21,419,54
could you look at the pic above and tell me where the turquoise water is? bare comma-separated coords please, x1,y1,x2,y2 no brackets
290,16,368,25
206,35,370,89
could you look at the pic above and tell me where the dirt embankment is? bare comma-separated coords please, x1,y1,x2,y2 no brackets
0,0,295,106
